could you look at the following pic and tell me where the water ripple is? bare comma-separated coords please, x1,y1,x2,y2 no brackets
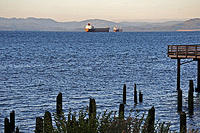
0,31,200,131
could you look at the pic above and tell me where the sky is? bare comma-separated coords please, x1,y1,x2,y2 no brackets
0,0,200,22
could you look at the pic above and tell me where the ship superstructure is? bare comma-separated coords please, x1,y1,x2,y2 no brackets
113,26,123,32
85,23,110,32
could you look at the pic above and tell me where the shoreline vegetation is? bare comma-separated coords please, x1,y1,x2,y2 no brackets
4,83,200,133
5,94,171,133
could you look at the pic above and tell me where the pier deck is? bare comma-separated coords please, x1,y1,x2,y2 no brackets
168,45,200,59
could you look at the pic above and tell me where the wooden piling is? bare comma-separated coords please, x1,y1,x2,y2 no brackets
189,80,194,92
188,89,194,115
68,111,71,122
44,111,53,133
35,117,43,133
119,103,124,119
139,91,143,103
123,84,126,104
89,98,96,119
149,106,155,132
134,84,137,104
4,117,10,133
180,112,186,133
143,106,155,133
56,92,62,115
10,110,15,132
72,114,76,122
177,89,182,112
70,113,77,128
16,127,19,133
197,59,200,92
177,59,181,90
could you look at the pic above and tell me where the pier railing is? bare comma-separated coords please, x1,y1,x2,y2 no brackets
168,45,200,59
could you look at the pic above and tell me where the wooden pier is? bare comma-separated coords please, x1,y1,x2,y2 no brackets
168,45,200,92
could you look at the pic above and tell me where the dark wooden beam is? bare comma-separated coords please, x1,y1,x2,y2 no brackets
177,59,181,90
197,59,200,92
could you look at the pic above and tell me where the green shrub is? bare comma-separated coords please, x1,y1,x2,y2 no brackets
53,108,171,133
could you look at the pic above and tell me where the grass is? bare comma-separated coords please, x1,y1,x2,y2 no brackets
51,107,171,133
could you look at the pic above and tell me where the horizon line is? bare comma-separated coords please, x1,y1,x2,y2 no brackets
0,16,195,23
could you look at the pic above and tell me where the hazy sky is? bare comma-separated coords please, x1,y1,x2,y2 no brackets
0,0,200,22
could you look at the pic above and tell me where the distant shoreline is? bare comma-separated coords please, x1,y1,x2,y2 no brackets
176,29,200,31
0,17,200,32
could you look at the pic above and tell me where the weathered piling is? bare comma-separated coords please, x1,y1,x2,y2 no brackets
56,92,62,115
10,110,15,132
119,103,124,119
189,80,194,92
123,84,126,104
44,111,53,133
177,59,181,90
72,114,76,123
188,89,194,115
35,117,43,133
89,98,97,133
197,59,200,92
89,98,96,119
70,113,77,128
139,91,143,103
177,89,182,112
16,127,19,133
134,84,137,104
143,106,155,133
180,112,187,133
68,111,71,122
4,117,10,133
195,87,200,92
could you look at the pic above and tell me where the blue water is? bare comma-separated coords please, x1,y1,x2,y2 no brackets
0,31,200,132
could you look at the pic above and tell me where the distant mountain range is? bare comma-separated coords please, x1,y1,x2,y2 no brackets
0,17,200,32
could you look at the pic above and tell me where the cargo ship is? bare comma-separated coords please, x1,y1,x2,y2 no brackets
85,23,110,32
113,26,123,32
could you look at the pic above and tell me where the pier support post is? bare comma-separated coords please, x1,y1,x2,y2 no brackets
188,88,194,116
89,98,96,119
197,59,200,92
4,118,10,133
180,112,187,133
177,89,182,112
35,117,43,133
119,104,124,119
123,84,126,104
44,111,53,133
177,59,181,90
139,91,143,103
56,92,62,115
134,84,137,104
16,127,19,133
10,110,15,132
143,106,155,133
189,80,194,92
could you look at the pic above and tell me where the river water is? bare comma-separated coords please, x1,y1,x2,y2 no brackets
0,31,200,132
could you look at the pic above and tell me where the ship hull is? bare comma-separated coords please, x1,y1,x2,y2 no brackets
85,28,110,32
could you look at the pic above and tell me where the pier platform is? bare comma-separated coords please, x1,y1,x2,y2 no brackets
168,45,200,59
168,45,200,92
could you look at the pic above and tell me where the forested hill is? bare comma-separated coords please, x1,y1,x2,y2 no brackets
0,17,200,32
